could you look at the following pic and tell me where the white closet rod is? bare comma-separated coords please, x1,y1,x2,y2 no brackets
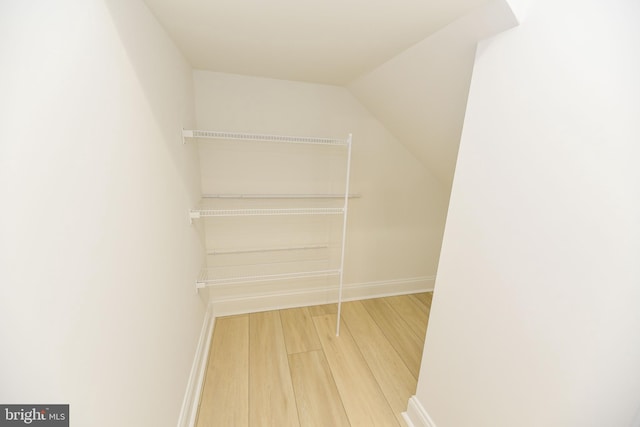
201,193,361,199
183,129,347,146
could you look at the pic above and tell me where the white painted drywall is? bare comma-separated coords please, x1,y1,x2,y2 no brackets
348,0,519,191
143,0,492,85
415,0,640,425
193,71,449,306
0,1,205,426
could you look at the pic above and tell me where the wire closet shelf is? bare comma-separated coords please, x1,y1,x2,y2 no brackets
184,129,353,335
196,268,342,288
183,129,348,146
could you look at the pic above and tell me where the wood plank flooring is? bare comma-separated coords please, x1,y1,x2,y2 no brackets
196,292,433,427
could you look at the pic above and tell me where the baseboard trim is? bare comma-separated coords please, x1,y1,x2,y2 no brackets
210,275,435,316
177,303,215,427
344,275,435,298
402,395,436,427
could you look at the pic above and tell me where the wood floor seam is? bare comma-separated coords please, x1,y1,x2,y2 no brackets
360,298,424,378
360,301,416,378
311,313,350,420
309,317,352,426
336,316,398,418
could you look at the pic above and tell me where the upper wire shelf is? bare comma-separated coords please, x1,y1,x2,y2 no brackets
183,129,348,146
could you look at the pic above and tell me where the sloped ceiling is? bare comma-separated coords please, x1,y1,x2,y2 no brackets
143,0,491,85
349,0,519,189
144,0,518,189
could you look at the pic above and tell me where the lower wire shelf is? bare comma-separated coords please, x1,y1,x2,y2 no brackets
196,268,341,288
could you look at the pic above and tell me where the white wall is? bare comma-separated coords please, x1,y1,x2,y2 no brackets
193,71,448,311
414,0,640,426
348,0,518,190
0,1,205,426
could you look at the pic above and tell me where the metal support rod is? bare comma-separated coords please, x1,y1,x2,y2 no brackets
336,134,353,336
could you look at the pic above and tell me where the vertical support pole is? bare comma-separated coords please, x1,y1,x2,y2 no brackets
336,134,353,336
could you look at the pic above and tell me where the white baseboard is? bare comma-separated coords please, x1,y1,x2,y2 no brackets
210,275,435,316
402,396,437,427
177,303,215,427
179,281,434,425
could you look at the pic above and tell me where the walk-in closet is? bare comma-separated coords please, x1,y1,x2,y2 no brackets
176,69,443,426
15,1,629,427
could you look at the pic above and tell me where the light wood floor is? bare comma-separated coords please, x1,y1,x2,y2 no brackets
196,292,433,427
